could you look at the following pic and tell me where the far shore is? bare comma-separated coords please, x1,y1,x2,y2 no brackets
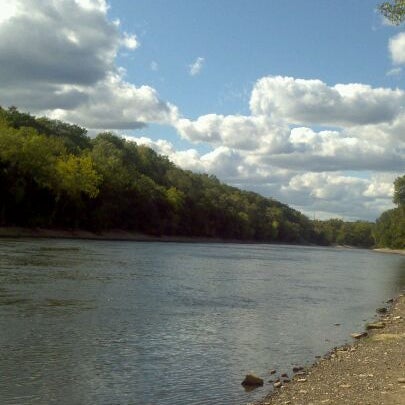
373,247,405,256
0,226,234,244
0,227,404,255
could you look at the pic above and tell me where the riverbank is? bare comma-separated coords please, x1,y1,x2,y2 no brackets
256,294,405,405
374,248,405,256
0,226,238,243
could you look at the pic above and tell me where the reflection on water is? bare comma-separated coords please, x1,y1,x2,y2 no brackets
0,239,404,405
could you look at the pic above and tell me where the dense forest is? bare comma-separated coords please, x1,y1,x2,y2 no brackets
0,106,402,248
373,175,405,249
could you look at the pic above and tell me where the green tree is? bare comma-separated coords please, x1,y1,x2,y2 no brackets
393,175,405,206
379,0,405,25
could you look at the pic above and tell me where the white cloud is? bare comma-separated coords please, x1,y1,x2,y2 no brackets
47,72,179,129
121,32,139,50
189,57,205,76
172,74,405,219
0,0,176,130
150,61,159,71
250,76,405,126
389,31,405,64
386,67,402,76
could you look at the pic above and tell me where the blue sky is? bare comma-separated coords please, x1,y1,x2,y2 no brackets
0,0,404,220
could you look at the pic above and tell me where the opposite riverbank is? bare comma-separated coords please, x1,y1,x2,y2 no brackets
256,294,405,405
0,226,239,244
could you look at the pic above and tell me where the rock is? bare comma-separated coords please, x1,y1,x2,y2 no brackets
398,378,405,384
274,381,282,388
377,307,388,314
269,369,277,375
293,366,304,373
298,378,307,382
283,378,291,383
281,373,288,378
295,371,306,376
241,374,264,386
350,331,368,339
366,322,385,330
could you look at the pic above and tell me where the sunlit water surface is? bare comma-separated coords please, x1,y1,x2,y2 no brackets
0,239,404,405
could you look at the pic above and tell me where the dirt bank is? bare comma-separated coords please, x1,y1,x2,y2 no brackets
256,294,405,405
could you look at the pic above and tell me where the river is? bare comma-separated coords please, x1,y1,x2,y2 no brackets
0,239,404,405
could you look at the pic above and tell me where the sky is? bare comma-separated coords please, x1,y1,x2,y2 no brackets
0,0,404,221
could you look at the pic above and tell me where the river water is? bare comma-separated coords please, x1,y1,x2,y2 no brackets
0,239,404,405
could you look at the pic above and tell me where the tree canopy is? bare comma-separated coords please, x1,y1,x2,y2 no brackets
379,0,405,25
0,106,400,248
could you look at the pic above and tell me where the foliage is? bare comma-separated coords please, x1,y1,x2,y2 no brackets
393,175,405,206
374,207,405,248
313,219,375,248
373,174,405,249
379,0,405,25
0,106,390,248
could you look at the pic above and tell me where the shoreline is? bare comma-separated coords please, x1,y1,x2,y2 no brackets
256,292,405,405
373,248,405,256
0,226,255,244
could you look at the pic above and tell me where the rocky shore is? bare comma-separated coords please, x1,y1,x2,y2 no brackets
256,294,405,405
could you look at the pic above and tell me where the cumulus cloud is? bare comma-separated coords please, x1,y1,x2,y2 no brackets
189,57,205,76
250,76,405,126
176,114,290,152
389,32,405,64
0,0,177,130
171,74,405,219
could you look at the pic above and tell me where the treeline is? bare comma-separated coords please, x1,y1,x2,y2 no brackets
313,219,375,248
0,107,324,244
0,107,402,248
374,175,405,249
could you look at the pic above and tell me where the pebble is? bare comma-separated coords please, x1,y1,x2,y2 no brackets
269,369,276,375
350,332,368,339
366,322,385,330
398,378,405,384
297,378,307,382
293,366,304,373
274,381,282,388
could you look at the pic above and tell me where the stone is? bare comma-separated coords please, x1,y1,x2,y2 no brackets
366,322,385,330
293,366,304,373
298,378,307,382
274,381,282,388
281,373,289,378
350,331,368,339
398,378,405,384
269,369,277,375
377,307,388,314
241,374,264,386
